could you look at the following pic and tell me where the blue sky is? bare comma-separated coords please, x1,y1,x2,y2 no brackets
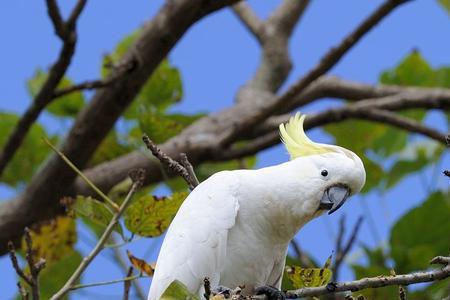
0,1,449,299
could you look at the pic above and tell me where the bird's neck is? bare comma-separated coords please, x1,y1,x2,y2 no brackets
235,161,321,244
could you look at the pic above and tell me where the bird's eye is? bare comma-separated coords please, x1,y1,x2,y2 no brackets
321,170,328,177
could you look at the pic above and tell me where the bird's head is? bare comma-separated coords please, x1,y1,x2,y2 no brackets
279,113,366,216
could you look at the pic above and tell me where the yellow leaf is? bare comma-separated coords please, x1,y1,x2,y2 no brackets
124,192,188,237
126,250,155,276
285,256,333,289
22,216,77,265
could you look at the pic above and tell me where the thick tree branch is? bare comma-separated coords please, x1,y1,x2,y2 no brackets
234,0,311,96
216,105,449,161
66,79,450,200
230,0,412,134
287,256,450,298
0,0,87,178
0,0,239,255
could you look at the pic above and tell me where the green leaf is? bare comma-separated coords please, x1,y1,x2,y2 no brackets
381,51,450,88
438,0,450,16
73,195,124,238
101,31,140,78
27,68,85,117
130,59,183,115
195,156,257,183
0,112,53,187
88,131,132,167
160,280,199,300
102,31,182,118
385,141,443,189
124,192,188,237
135,113,202,144
380,51,435,87
390,191,450,273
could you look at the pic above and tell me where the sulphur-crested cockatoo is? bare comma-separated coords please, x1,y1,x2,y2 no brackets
148,113,366,299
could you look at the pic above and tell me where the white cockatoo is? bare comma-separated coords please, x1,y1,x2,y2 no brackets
148,113,366,299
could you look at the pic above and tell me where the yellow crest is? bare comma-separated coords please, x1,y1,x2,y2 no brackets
279,112,335,159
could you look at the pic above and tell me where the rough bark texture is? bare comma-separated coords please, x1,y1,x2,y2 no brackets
0,0,239,254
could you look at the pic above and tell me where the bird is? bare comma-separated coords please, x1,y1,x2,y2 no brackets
148,112,366,299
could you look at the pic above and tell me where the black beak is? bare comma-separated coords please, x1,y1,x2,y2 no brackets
319,185,351,215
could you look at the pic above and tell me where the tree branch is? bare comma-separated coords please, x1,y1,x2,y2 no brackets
50,170,143,300
267,0,310,37
0,0,239,256
68,274,148,291
216,105,449,161
8,228,46,300
231,2,265,42
46,0,67,39
52,79,110,99
287,256,450,298
333,216,364,281
122,267,133,300
232,0,413,134
0,0,87,179
142,135,199,190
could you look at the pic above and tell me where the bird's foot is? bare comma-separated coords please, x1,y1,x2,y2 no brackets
255,286,291,300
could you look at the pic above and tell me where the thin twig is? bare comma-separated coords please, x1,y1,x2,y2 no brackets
333,216,364,281
8,229,46,300
180,153,200,187
8,241,33,286
271,0,412,111
287,256,450,298
142,134,199,190
66,0,88,30
444,135,450,178
109,235,146,300
203,277,211,300
44,138,120,211
123,267,134,300
69,274,149,291
227,0,412,142
24,228,44,300
17,281,29,300
45,0,66,39
50,170,143,300
399,285,407,300
52,78,111,99
0,0,87,178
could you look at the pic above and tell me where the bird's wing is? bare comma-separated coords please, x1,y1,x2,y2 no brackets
148,172,240,300
267,248,288,289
